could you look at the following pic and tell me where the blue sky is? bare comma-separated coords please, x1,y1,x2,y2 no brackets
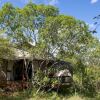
0,0,100,39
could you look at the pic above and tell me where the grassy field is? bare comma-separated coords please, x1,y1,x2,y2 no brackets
0,88,100,100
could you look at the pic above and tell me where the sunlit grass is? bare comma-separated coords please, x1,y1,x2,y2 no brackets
0,89,99,100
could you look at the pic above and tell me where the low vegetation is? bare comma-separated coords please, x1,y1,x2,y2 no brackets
0,1,100,100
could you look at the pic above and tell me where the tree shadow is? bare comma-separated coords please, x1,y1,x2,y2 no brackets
0,88,34,100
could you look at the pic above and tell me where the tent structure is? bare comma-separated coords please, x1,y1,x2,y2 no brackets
0,48,73,88
0,48,33,82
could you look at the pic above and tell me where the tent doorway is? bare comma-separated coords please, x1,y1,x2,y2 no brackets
13,60,24,81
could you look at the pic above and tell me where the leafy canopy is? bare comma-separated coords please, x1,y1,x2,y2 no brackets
0,2,98,64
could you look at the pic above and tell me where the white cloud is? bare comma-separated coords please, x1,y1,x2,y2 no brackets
91,0,98,4
89,24,95,30
48,0,59,6
87,23,95,31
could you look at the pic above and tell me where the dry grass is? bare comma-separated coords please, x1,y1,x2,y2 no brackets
67,95,85,100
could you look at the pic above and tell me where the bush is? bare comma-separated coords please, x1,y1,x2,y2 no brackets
73,66,100,97
33,69,60,92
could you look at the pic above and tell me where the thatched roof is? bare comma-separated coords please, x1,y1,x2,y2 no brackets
2,48,33,60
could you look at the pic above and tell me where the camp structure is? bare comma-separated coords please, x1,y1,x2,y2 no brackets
0,48,33,85
0,48,73,88
32,59,73,87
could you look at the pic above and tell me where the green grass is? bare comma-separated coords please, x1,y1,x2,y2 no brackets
0,88,100,100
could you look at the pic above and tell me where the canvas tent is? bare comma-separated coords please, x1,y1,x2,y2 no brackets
0,48,73,88
0,48,33,82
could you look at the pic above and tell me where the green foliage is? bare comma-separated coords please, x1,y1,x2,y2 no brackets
0,37,12,58
38,15,93,60
33,69,50,87
73,66,100,97
0,2,94,59
0,87,100,100
0,2,100,99
33,68,60,91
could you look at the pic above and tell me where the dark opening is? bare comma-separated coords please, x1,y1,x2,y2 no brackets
13,60,24,81
13,60,33,81
27,61,32,79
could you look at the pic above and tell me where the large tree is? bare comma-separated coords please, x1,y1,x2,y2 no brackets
37,15,93,60
0,2,96,62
